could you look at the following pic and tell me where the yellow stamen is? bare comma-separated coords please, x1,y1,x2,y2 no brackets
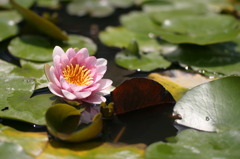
63,64,93,86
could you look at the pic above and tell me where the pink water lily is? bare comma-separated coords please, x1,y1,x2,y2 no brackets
45,46,112,104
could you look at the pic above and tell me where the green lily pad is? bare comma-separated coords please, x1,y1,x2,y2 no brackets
0,21,18,42
0,10,22,23
0,76,56,125
99,26,161,53
0,0,34,8
0,142,34,159
164,40,240,75
115,49,171,71
0,124,144,159
67,0,114,17
10,0,68,41
46,104,103,142
142,0,232,14
120,11,161,35
8,35,52,62
0,125,48,157
155,14,240,45
36,0,60,9
173,76,240,132
145,129,240,159
8,35,97,62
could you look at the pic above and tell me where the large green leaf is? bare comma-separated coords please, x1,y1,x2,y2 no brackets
0,21,18,42
0,0,34,8
164,40,240,75
67,0,114,17
66,0,134,17
0,125,144,159
0,10,22,23
0,125,48,157
10,0,68,40
173,76,240,132
0,76,56,125
0,142,34,159
145,129,240,159
115,49,171,71
120,11,161,35
155,14,240,45
8,35,97,62
99,26,161,53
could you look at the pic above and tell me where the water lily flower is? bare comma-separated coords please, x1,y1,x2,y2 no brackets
45,46,112,104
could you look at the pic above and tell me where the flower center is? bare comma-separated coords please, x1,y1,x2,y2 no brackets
63,64,93,86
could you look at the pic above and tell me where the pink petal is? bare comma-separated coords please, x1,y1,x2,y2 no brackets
62,90,77,100
44,64,52,82
60,77,70,90
53,46,65,58
48,83,63,97
66,48,76,60
60,53,70,68
82,94,106,104
74,91,91,99
53,55,62,77
85,56,97,68
83,83,100,92
96,58,107,66
94,79,113,92
48,66,61,87
75,48,89,64
69,83,86,92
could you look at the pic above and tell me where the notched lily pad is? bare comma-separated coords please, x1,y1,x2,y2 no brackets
173,76,240,132
46,104,103,142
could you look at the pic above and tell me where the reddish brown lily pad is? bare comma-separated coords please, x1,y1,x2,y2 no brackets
112,78,175,114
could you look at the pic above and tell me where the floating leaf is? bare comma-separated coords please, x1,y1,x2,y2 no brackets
8,35,52,62
8,35,97,62
10,0,68,40
36,0,60,9
120,11,160,35
155,14,240,45
115,49,171,71
164,39,240,76
0,76,56,125
67,0,114,17
0,0,34,8
173,76,240,132
0,21,18,42
0,142,34,159
46,104,103,142
145,129,240,159
0,10,22,23
148,70,213,101
99,26,161,53
0,125,48,157
0,125,144,159
112,78,175,114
